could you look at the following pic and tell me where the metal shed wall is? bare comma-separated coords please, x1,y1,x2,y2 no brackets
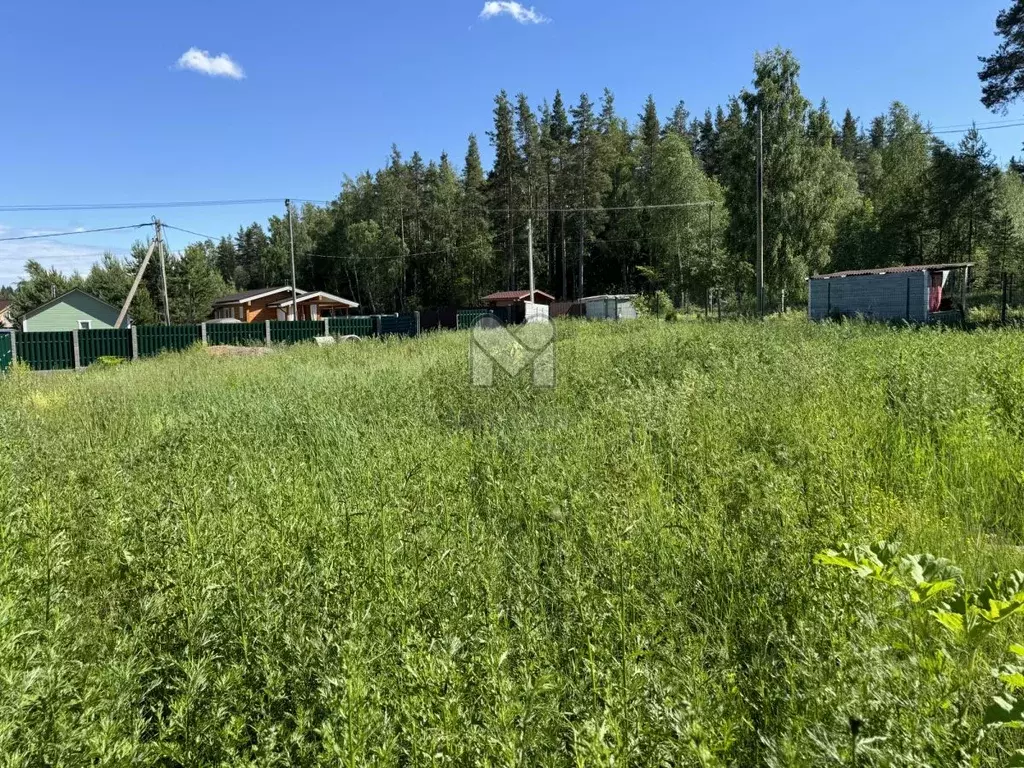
809,272,929,322
583,297,638,320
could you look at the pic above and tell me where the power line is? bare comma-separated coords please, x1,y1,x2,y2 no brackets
929,121,1024,136
0,199,288,213
0,223,150,243
163,224,221,241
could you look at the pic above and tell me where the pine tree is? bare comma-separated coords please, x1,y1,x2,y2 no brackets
488,90,519,289
979,1,1024,110
461,134,493,301
568,92,611,297
663,100,690,138
839,109,860,162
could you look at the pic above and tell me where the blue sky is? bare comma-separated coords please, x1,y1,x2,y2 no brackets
0,0,1015,285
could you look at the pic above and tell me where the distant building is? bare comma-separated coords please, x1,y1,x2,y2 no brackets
808,263,972,323
0,300,12,329
211,287,359,322
481,289,556,308
579,294,638,320
20,289,125,332
266,291,359,320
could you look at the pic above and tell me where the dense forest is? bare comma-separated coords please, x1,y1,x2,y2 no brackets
10,26,1024,321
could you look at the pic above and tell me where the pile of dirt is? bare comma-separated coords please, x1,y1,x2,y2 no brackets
205,345,275,357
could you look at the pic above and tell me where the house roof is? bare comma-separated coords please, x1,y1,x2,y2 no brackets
21,289,123,320
481,289,557,302
580,294,638,301
0,300,10,312
810,262,974,280
269,291,359,308
212,286,304,306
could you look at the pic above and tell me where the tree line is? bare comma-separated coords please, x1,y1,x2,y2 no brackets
8,24,1024,321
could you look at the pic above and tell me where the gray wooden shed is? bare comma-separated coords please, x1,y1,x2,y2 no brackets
808,263,972,323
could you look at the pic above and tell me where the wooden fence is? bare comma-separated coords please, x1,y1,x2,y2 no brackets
0,313,420,373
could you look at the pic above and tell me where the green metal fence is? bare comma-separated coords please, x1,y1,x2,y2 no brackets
138,324,201,357
16,331,74,370
206,322,265,346
78,328,132,367
5,314,425,373
0,333,11,372
381,314,418,336
270,320,320,344
329,316,374,337
456,310,497,330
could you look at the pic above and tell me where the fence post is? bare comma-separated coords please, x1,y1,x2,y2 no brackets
129,325,139,360
373,315,382,337
200,322,208,345
265,319,272,346
72,329,81,370
7,330,16,365
323,318,330,337
413,311,420,337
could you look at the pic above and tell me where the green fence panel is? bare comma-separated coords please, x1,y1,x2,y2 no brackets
138,324,201,357
270,320,320,344
328,316,374,337
456,310,497,330
78,328,132,367
16,331,74,370
206,322,266,347
380,314,417,336
0,333,11,372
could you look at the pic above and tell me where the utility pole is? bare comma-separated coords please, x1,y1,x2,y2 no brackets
156,219,171,325
527,218,536,304
578,225,585,299
756,108,765,318
116,232,157,329
286,199,298,320
561,210,567,299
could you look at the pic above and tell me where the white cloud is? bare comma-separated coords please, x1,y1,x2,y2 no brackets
175,47,245,79
479,1,549,24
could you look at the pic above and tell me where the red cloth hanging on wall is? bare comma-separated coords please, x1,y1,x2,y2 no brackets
928,273,943,312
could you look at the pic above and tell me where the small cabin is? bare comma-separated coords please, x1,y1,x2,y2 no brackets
20,289,125,331
808,263,972,323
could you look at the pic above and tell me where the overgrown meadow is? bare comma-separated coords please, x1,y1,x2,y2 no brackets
2,318,1024,766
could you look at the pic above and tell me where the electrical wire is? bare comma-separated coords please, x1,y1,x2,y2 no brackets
929,121,1024,135
162,224,221,241
0,199,287,213
0,223,150,242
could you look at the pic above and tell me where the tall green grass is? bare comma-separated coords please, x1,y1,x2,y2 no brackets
1,318,1023,765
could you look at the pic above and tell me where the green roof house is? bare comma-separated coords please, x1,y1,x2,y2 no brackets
20,289,126,332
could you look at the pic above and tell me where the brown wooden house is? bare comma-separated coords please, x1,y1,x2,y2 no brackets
211,287,359,322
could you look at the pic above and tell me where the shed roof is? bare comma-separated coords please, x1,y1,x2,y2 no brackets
481,289,557,302
580,294,638,301
20,289,123,320
810,262,973,280
212,286,304,306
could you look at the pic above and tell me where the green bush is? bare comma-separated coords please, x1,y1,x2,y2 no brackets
634,289,675,319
